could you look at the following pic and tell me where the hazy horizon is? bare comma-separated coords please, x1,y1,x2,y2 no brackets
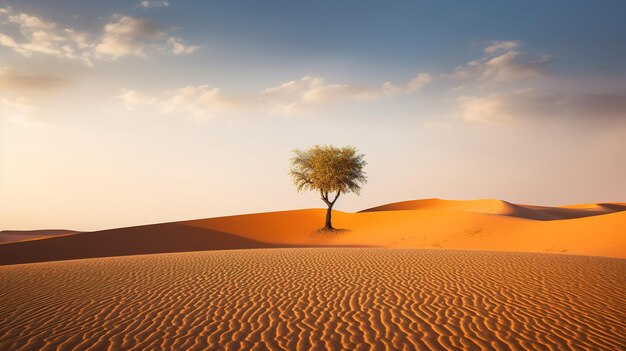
2,0,626,231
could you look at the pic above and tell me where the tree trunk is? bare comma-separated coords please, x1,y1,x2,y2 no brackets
321,190,340,231
324,204,334,230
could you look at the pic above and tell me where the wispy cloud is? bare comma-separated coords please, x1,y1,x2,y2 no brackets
0,67,69,92
262,74,433,114
484,40,520,54
95,16,163,58
115,89,156,111
116,85,252,120
115,73,435,119
0,8,92,64
167,37,201,55
451,41,550,83
139,1,170,8
0,7,199,64
0,67,71,122
459,90,626,123
406,73,433,92
94,15,200,59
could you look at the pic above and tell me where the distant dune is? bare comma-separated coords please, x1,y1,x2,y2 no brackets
361,198,626,220
1,249,624,350
0,229,78,244
1,198,625,266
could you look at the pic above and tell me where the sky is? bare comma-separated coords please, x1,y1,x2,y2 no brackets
1,0,625,231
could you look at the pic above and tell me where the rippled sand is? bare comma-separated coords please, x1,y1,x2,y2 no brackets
1,248,624,350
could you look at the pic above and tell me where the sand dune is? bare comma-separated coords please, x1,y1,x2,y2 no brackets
361,198,551,219
1,198,625,266
361,198,626,220
1,248,624,351
0,223,299,266
0,230,77,244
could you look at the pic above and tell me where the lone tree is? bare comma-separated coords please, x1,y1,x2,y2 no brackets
290,145,367,231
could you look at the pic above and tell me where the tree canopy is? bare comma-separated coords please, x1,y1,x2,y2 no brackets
290,145,367,230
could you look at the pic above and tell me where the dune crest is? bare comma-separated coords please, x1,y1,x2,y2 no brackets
0,229,78,244
362,198,517,213
361,198,626,220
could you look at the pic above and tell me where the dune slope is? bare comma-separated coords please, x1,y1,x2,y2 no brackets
0,229,78,244
0,223,298,266
1,199,625,266
1,248,624,351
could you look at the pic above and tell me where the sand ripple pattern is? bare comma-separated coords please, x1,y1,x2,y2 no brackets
1,248,625,350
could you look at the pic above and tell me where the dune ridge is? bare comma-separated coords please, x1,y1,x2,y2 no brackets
0,229,78,244
361,198,626,220
0,223,303,266
1,248,624,351
1,198,625,266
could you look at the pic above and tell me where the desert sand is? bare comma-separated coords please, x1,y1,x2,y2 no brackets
1,248,624,350
1,198,625,265
0,230,77,244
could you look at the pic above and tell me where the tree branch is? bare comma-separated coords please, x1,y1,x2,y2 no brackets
320,190,330,206
330,190,341,206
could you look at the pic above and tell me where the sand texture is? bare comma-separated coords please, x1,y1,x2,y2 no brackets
1,198,625,266
1,248,624,351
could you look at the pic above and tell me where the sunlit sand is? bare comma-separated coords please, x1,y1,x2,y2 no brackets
1,198,624,265
1,248,624,350
1,198,624,350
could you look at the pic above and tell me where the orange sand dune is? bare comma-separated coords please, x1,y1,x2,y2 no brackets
0,229,78,244
187,207,626,258
0,223,301,266
362,198,551,218
563,202,626,210
1,198,625,266
1,248,624,350
361,198,626,220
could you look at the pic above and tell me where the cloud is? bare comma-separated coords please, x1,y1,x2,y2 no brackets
115,89,155,110
167,37,201,55
459,90,626,123
406,73,433,92
261,75,324,95
459,94,515,123
0,67,71,123
261,74,432,114
484,40,520,54
0,8,199,63
0,33,24,54
0,68,69,92
263,76,397,114
140,1,170,8
452,41,550,83
114,72,434,119
0,9,93,64
115,85,252,120
161,85,252,118
302,84,380,103
102,16,162,39
93,16,201,59
95,16,163,58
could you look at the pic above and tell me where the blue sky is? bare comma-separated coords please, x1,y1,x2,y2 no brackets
1,0,625,230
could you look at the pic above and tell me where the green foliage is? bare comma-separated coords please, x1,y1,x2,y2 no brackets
290,145,367,204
